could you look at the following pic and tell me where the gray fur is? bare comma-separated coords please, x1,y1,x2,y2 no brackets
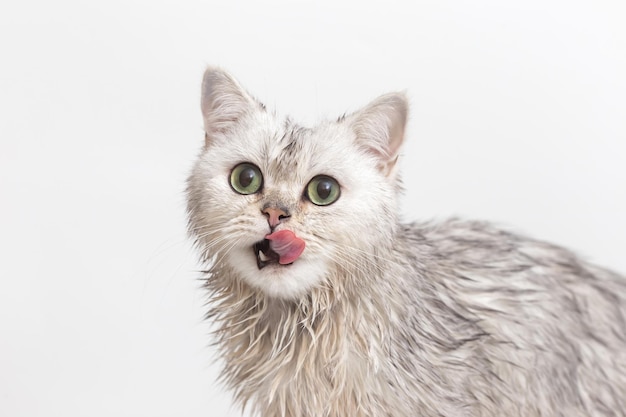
187,67,626,417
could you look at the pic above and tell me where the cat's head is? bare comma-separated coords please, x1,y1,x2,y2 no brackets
187,68,408,300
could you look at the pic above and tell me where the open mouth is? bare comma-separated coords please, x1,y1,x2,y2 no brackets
253,239,283,269
253,230,306,270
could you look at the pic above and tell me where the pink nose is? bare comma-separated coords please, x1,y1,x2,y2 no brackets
262,207,290,228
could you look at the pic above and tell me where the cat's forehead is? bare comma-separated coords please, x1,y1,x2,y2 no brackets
264,122,308,176
254,118,355,183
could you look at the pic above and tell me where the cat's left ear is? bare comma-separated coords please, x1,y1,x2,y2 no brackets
201,67,263,144
347,92,408,177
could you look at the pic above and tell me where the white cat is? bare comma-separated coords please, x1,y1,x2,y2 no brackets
187,67,626,417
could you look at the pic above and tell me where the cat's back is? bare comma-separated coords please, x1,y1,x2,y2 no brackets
404,218,626,316
395,218,626,416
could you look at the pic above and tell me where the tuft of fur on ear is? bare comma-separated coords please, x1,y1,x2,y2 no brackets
201,67,262,143
347,92,409,176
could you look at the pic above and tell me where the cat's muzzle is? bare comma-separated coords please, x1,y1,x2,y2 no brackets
253,239,281,269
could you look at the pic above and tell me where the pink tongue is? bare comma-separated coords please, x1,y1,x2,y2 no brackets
265,230,306,265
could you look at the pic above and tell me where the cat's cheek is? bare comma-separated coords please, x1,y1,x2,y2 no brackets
225,246,264,283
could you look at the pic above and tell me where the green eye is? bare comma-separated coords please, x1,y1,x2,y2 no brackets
306,175,340,206
230,163,263,195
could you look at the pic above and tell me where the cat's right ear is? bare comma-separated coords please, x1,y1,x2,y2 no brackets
345,92,409,177
201,67,262,143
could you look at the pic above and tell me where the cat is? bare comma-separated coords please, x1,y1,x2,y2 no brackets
186,67,626,417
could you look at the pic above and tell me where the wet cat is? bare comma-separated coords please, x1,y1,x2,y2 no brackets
186,67,626,417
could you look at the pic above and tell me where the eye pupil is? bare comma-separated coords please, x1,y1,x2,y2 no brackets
239,168,255,188
316,180,332,200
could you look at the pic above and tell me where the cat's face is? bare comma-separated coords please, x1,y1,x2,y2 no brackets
187,68,408,300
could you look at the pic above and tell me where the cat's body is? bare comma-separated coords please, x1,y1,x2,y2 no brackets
187,68,626,417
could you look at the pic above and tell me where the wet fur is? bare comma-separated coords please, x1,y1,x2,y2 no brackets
187,68,626,417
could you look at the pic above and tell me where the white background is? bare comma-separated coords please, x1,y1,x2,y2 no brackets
1,1,624,416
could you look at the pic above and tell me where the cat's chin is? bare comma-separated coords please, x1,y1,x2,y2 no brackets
226,247,327,300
